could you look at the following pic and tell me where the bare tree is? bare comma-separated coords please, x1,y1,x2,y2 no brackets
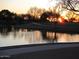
27,7,46,19
62,0,79,12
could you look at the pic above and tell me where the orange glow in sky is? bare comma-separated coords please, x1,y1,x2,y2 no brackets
0,0,60,14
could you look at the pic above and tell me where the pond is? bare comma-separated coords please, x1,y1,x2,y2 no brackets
0,28,79,47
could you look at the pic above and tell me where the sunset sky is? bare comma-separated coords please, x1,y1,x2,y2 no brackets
0,0,61,14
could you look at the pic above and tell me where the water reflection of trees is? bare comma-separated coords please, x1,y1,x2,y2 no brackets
0,27,12,35
41,30,58,43
0,26,23,35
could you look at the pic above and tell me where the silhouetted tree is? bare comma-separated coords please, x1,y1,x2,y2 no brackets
28,7,44,16
69,18,75,22
40,11,60,22
62,0,79,12
40,12,52,22
0,9,17,26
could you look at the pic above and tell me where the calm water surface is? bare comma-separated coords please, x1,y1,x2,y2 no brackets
0,28,79,47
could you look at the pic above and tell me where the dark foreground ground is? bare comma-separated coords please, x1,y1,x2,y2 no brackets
0,43,79,59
